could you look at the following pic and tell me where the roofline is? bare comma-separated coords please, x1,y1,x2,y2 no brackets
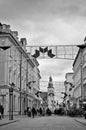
0,33,35,68
65,72,74,79
73,48,80,67
32,58,39,66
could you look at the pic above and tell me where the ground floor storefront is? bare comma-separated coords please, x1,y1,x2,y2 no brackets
0,86,41,116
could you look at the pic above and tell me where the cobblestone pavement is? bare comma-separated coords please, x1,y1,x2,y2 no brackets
0,115,27,126
0,115,86,130
74,117,86,126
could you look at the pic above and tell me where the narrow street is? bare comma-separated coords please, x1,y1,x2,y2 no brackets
0,1,86,130
0,116,86,130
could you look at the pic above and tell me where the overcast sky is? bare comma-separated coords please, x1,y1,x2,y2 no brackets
1,0,86,102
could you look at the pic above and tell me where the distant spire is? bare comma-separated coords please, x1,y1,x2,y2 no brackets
49,76,52,82
48,76,54,88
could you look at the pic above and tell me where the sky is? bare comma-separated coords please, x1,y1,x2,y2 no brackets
0,0,86,102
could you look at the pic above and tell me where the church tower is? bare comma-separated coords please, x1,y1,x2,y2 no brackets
47,76,55,112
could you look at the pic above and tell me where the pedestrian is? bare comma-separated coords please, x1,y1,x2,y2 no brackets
31,106,36,118
24,109,27,115
0,103,3,119
46,108,51,116
27,107,31,117
39,107,42,116
2,105,4,118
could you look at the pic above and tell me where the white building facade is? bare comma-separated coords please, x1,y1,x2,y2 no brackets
0,23,41,115
73,39,86,108
64,73,74,110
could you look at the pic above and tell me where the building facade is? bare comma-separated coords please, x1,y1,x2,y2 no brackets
40,91,48,110
64,73,74,110
73,39,86,108
0,23,41,115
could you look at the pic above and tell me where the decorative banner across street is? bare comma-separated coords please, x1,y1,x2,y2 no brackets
27,45,78,60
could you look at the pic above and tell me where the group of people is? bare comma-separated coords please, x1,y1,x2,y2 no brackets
54,107,64,115
0,103,4,119
26,106,37,118
24,106,51,118
24,106,45,118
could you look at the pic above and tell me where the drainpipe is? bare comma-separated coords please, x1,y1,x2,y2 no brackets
26,60,28,108
19,52,22,115
80,49,83,103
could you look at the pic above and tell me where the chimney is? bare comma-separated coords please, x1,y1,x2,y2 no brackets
12,31,19,40
20,38,27,51
3,24,10,30
0,24,11,33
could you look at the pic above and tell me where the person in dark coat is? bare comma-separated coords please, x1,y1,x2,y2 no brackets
46,108,52,116
2,105,4,118
24,109,27,115
0,103,3,119
39,107,42,116
31,106,36,118
27,107,31,117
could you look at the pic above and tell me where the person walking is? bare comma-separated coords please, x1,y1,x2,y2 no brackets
31,106,36,118
0,103,3,119
39,107,42,116
2,105,4,118
27,107,31,117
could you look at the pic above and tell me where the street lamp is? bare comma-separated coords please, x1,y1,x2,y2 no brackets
9,82,15,120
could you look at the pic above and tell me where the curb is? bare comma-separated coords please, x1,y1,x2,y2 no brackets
0,119,20,126
74,119,86,126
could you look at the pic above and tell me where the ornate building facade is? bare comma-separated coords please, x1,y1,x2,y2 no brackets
0,23,41,115
73,38,86,108
64,73,74,110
